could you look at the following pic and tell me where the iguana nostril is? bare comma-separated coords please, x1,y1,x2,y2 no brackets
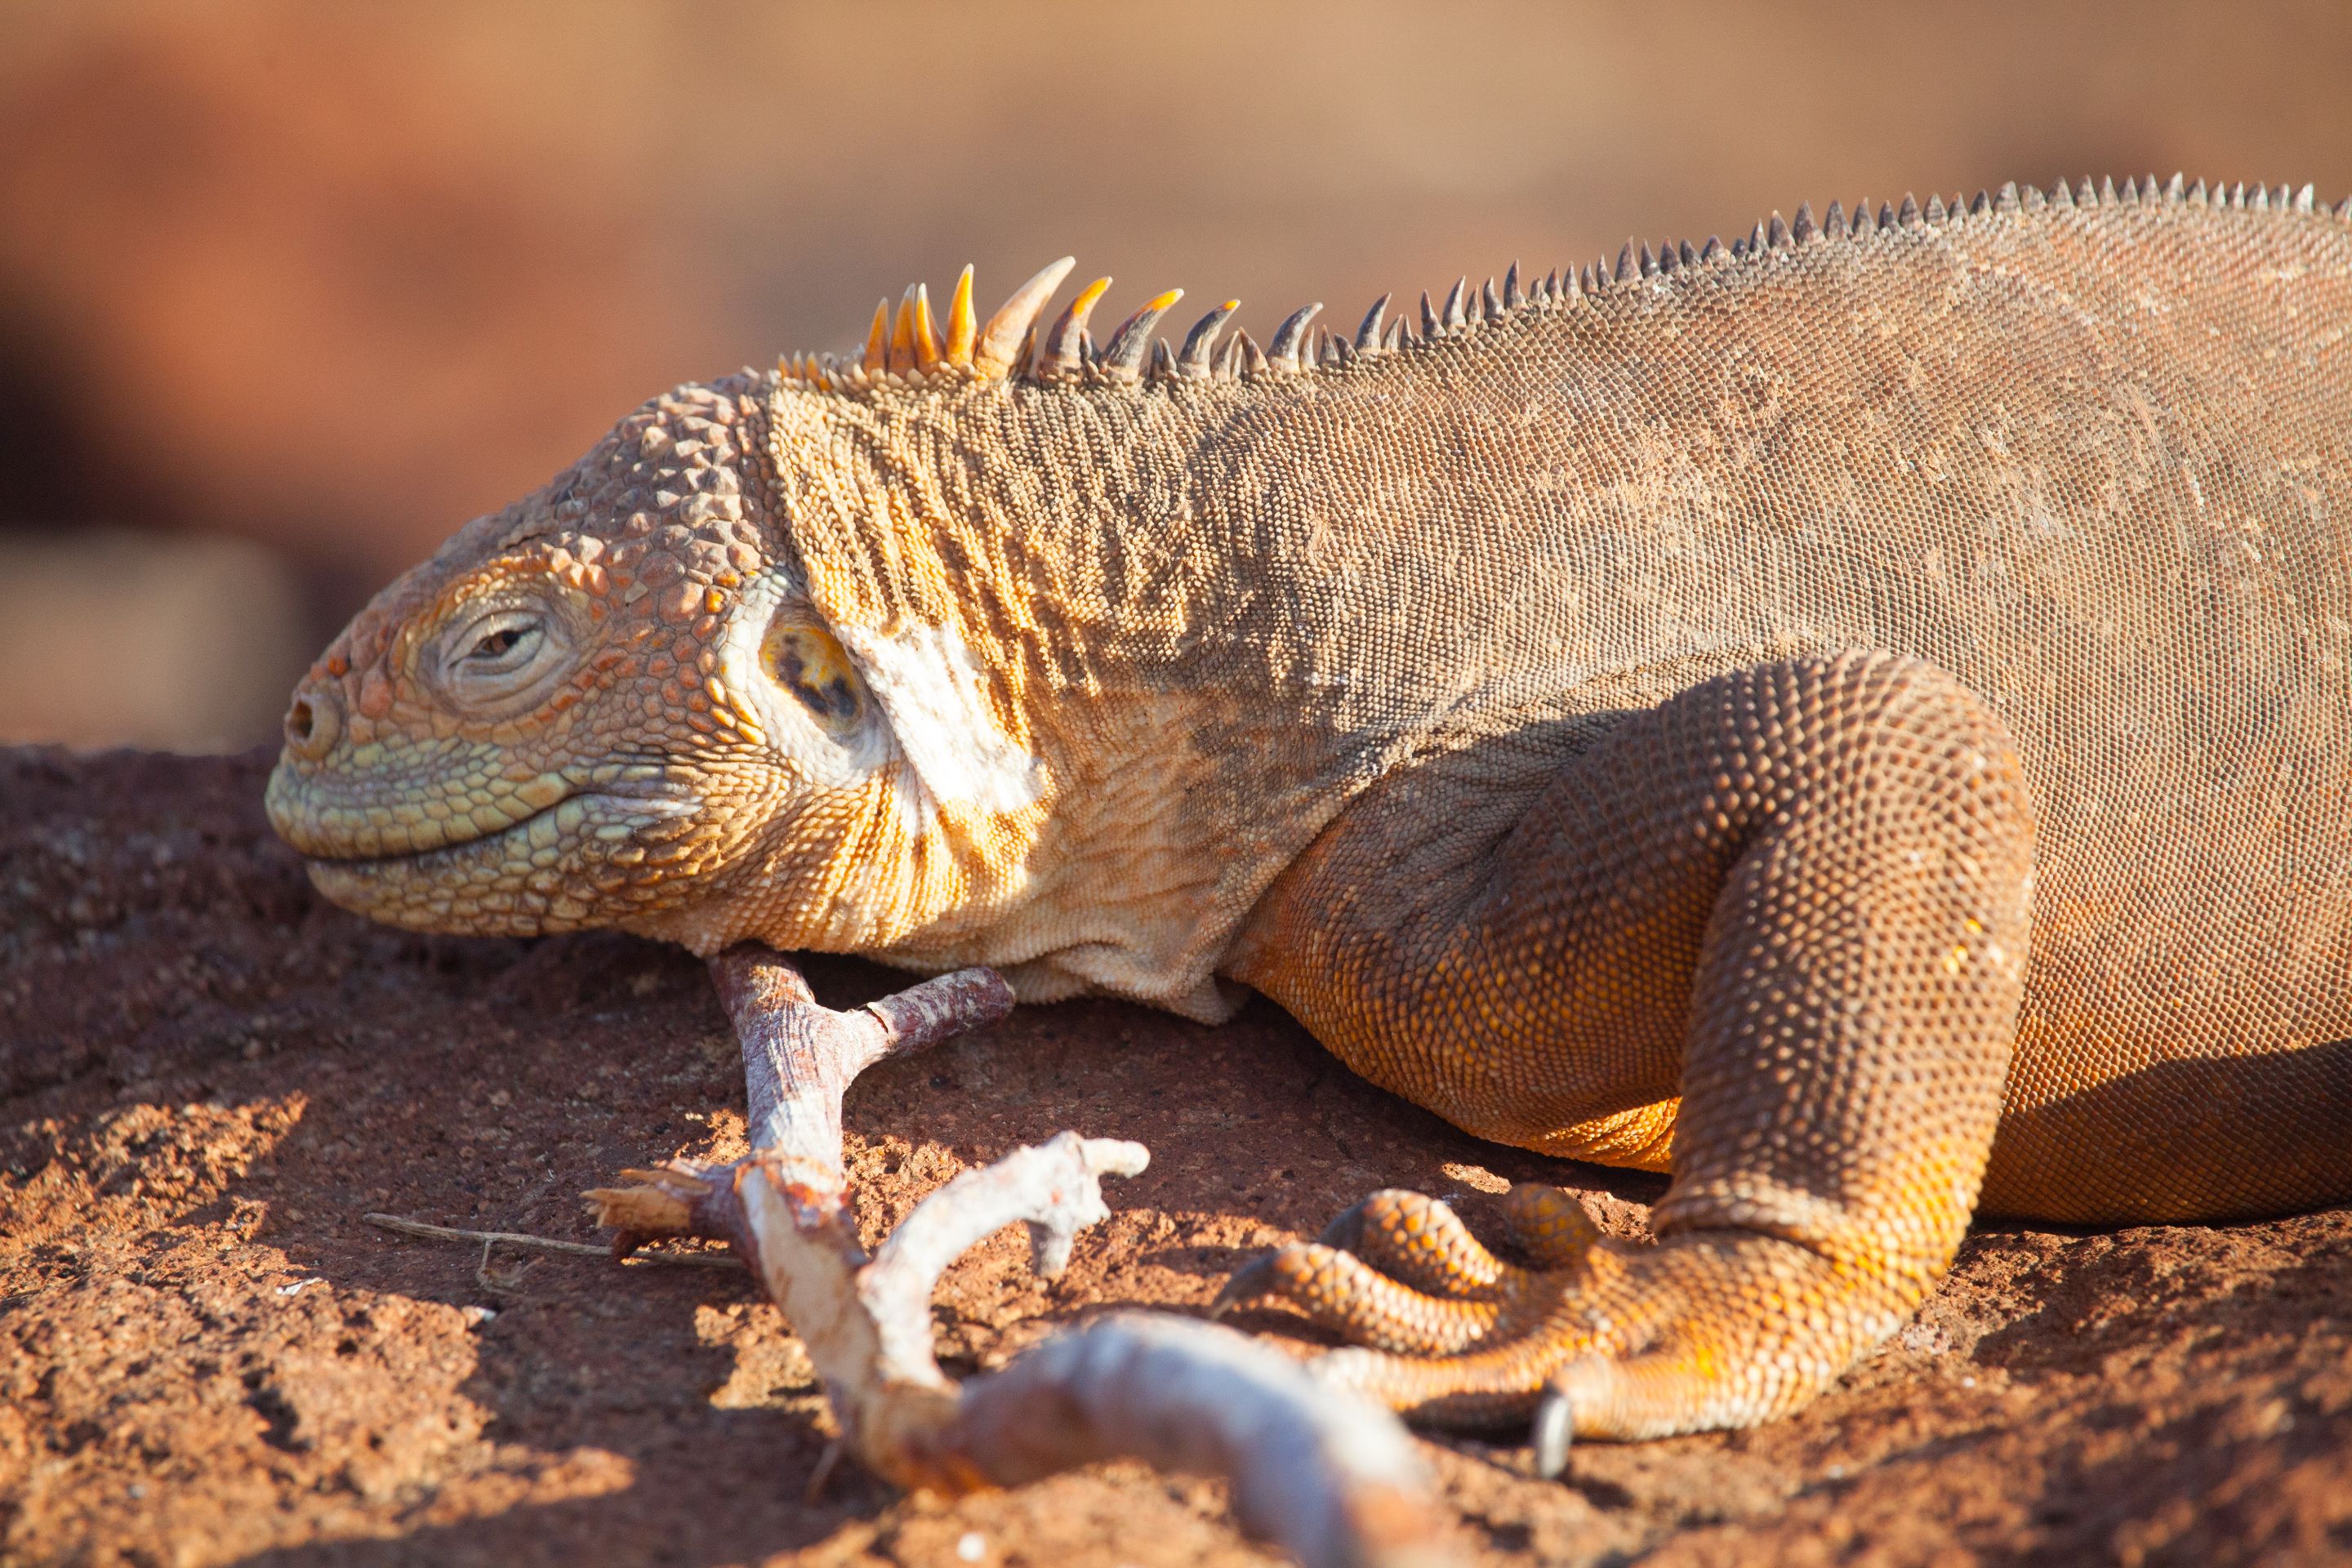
283,689,341,759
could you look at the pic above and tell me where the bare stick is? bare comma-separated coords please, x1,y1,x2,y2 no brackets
859,1130,1149,1406
362,1212,743,1269
947,1315,1440,1568
716,947,1013,1165
582,943,1445,1568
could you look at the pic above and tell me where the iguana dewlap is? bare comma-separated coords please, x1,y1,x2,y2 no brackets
267,176,2352,1441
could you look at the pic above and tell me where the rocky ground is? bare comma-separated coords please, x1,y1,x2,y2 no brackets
2,746,2348,1567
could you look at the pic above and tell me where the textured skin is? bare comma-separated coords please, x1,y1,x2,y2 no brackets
268,177,2352,1441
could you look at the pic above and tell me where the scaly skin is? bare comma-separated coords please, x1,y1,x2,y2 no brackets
269,177,2352,1444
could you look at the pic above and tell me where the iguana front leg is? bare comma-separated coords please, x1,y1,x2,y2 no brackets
1223,652,2035,1442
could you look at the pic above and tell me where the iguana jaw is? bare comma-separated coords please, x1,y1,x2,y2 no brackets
270,760,714,936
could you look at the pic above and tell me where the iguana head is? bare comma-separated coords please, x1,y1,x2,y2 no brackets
265,261,1111,960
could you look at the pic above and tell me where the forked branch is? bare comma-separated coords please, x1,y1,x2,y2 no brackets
585,943,1446,1568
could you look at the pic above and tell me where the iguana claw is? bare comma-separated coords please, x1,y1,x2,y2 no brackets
1528,1386,1575,1479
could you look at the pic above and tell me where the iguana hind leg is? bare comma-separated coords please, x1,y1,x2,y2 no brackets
1227,652,2036,1439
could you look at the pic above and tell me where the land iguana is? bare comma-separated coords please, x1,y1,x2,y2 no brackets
266,175,2352,1451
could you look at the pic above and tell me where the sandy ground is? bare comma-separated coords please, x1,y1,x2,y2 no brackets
3,746,2349,1567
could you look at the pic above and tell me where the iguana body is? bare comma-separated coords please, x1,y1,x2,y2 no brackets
267,176,2352,1441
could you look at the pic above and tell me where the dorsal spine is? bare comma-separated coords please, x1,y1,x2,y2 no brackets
776,176,2351,399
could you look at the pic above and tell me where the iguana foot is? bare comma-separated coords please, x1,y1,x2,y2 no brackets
1217,1183,1903,1446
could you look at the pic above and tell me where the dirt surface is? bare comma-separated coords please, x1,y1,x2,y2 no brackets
3,746,2349,1567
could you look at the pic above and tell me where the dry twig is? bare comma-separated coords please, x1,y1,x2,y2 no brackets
360,1211,743,1269
572,943,1446,1568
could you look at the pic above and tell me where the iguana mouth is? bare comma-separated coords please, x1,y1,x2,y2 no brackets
265,760,702,867
288,794,569,866
285,782,709,938
265,766,571,864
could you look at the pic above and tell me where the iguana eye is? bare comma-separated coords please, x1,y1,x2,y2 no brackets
762,619,867,733
473,626,530,660
465,621,540,669
439,608,570,711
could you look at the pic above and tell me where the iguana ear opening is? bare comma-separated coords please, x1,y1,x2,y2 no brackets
723,568,1041,828
759,616,870,737
721,571,894,782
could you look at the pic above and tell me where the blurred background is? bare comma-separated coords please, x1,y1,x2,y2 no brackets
3,0,2350,751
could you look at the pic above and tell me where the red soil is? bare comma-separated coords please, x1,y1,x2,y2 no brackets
3,747,2347,1566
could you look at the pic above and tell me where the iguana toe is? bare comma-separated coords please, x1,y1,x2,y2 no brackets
1212,1239,1515,1355
1314,1187,1513,1296
1219,1187,1587,1400
1496,1182,1605,1267
1230,1186,1905,1447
